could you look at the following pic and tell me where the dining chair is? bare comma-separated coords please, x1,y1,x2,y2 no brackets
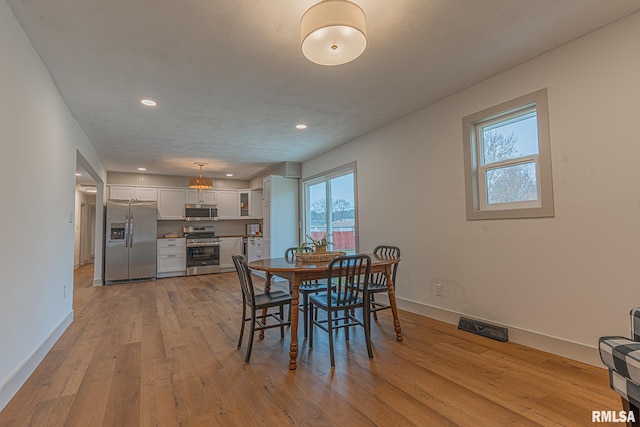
284,246,330,337
232,255,292,363
363,245,401,321
308,254,373,368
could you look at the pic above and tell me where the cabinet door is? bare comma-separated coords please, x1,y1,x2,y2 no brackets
250,190,263,218
219,237,242,270
185,189,200,204
262,202,270,239
246,237,263,262
239,192,250,217
134,187,158,201
263,177,271,201
186,189,217,204
238,191,263,218
216,190,239,219
109,186,134,200
158,189,185,219
201,190,217,204
157,254,186,273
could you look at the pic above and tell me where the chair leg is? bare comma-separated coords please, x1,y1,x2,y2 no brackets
328,309,335,368
245,311,256,363
371,294,378,321
308,301,314,349
238,303,246,348
344,309,349,341
621,397,640,427
363,305,373,359
303,292,309,338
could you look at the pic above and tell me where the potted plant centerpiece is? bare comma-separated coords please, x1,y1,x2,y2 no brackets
298,235,332,254
295,235,345,262
310,235,331,254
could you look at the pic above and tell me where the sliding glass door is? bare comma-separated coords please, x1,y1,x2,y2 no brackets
303,165,357,253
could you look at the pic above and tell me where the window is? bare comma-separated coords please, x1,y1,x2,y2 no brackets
462,88,554,220
302,164,357,253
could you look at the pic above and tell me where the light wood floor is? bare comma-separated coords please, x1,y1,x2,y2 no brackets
0,264,621,426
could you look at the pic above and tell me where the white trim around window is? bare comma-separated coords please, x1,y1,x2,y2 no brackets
462,88,554,220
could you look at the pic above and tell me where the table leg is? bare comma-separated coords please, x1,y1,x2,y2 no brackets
259,272,273,340
384,266,403,341
288,276,301,370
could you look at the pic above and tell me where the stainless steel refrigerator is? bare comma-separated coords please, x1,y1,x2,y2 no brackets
105,199,157,283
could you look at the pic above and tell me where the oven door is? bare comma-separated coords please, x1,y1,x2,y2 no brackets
186,242,220,275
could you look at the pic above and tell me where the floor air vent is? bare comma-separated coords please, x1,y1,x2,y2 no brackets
457,317,509,342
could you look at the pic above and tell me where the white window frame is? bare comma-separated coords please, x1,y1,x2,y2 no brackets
462,88,554,220
301,163,358,253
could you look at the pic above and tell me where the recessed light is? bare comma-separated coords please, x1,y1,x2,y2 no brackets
137,167,147,171
226,173,233,177
140,99,157,107
295,124,307,130
75,173,82,176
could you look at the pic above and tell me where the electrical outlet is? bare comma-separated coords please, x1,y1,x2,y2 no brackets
64,285,66,298
434,283,443,296
69,210,73,223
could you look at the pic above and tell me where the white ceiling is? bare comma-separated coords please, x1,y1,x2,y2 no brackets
7,0,640,180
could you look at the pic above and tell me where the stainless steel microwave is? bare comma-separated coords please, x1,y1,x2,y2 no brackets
185,204,218,221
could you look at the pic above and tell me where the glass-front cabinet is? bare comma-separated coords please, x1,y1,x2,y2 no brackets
239,190,263,218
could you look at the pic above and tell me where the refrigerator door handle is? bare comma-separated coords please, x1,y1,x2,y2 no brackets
129,215,134,248
125,214,130,248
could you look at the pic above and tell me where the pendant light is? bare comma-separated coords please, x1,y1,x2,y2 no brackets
189,162,213,190
301,0,367,66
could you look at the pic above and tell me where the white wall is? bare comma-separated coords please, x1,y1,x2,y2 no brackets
303,11,640,366
0,1,106,410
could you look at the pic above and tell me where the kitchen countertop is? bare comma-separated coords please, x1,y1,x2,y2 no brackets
157,235,262,239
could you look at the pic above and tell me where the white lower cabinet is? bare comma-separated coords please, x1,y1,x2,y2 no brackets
246,237,266,278
220,237,243,272
157,238,186,278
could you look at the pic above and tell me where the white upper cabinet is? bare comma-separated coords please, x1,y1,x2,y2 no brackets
185,189,217,204
157,188,185,220
109,186,157,201
108,185,264,220
216,190,239,219
239,190,263,219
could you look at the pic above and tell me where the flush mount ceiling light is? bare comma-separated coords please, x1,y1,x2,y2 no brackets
189,162,213,190
140,99,157,107
301,0,367,66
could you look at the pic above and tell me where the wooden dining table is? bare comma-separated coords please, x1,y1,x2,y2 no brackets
248,253,402,370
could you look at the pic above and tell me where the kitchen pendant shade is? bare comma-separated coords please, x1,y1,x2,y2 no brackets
301,0,367,66
189,176,213,190
189,162,213,190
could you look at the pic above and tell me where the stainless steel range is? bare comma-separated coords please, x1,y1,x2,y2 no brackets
183,225,220,275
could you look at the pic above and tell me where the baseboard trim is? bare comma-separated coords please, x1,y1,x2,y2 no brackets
389,296,603,368
0,310,74,411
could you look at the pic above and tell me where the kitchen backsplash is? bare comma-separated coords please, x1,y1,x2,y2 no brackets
157,219,261,238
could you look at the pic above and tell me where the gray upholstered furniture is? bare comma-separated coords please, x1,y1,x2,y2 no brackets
599,308,640,426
